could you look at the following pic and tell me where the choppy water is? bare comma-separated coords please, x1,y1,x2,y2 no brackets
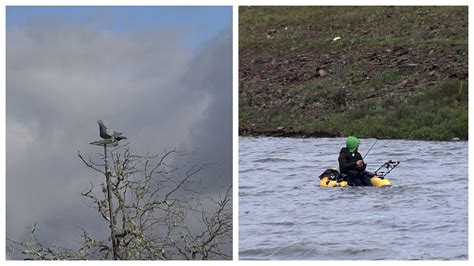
239,137,468,260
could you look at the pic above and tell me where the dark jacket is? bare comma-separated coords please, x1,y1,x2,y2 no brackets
338,147,366,175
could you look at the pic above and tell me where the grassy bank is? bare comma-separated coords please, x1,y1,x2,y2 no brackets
239,6,468,141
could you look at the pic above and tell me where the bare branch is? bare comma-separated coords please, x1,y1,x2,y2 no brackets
9,144,232,260
77,151,105,175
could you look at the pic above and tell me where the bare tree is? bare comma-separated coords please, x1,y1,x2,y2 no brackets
7,144,232,260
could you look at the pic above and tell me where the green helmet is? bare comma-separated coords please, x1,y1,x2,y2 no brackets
346,136,359,153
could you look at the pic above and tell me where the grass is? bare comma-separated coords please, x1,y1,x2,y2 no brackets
332,79,468,140
240,6,467,54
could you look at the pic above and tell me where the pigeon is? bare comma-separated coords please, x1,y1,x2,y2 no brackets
97,120,127,142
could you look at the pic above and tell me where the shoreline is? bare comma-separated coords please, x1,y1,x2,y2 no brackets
238,130,467,141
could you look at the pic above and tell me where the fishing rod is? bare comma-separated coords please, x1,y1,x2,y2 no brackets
363,139,378,159
374,160,400,178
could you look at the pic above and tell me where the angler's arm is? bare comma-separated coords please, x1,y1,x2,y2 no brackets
339,155,356,173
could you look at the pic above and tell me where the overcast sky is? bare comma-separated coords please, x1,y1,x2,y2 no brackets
6,6,232,254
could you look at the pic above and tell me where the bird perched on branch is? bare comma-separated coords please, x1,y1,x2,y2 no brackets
97,120,127,142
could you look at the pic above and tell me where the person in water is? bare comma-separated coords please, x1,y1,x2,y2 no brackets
338,136,372,186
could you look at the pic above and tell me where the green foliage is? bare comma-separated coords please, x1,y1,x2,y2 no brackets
300,79,467,141
349,80,468,140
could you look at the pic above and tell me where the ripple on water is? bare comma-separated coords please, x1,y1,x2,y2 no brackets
253,158,296,163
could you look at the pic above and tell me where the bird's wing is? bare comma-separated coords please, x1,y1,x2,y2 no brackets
105,128,115,137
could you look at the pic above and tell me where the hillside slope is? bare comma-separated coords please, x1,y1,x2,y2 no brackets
239,6,468,140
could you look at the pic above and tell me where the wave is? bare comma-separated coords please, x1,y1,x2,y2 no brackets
253,157,295,163
260,221,296,226
240,167,267,173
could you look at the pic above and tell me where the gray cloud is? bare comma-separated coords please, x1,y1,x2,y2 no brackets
6,17,232,250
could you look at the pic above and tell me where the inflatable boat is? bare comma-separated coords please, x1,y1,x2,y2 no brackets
319,170,391,187
319,161,399,187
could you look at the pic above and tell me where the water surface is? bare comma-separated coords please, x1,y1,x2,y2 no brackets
239,137,468,260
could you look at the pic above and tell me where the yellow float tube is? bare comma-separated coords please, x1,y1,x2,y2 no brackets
319,170,391,187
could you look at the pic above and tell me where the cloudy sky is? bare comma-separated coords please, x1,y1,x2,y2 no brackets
6,6,232,254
